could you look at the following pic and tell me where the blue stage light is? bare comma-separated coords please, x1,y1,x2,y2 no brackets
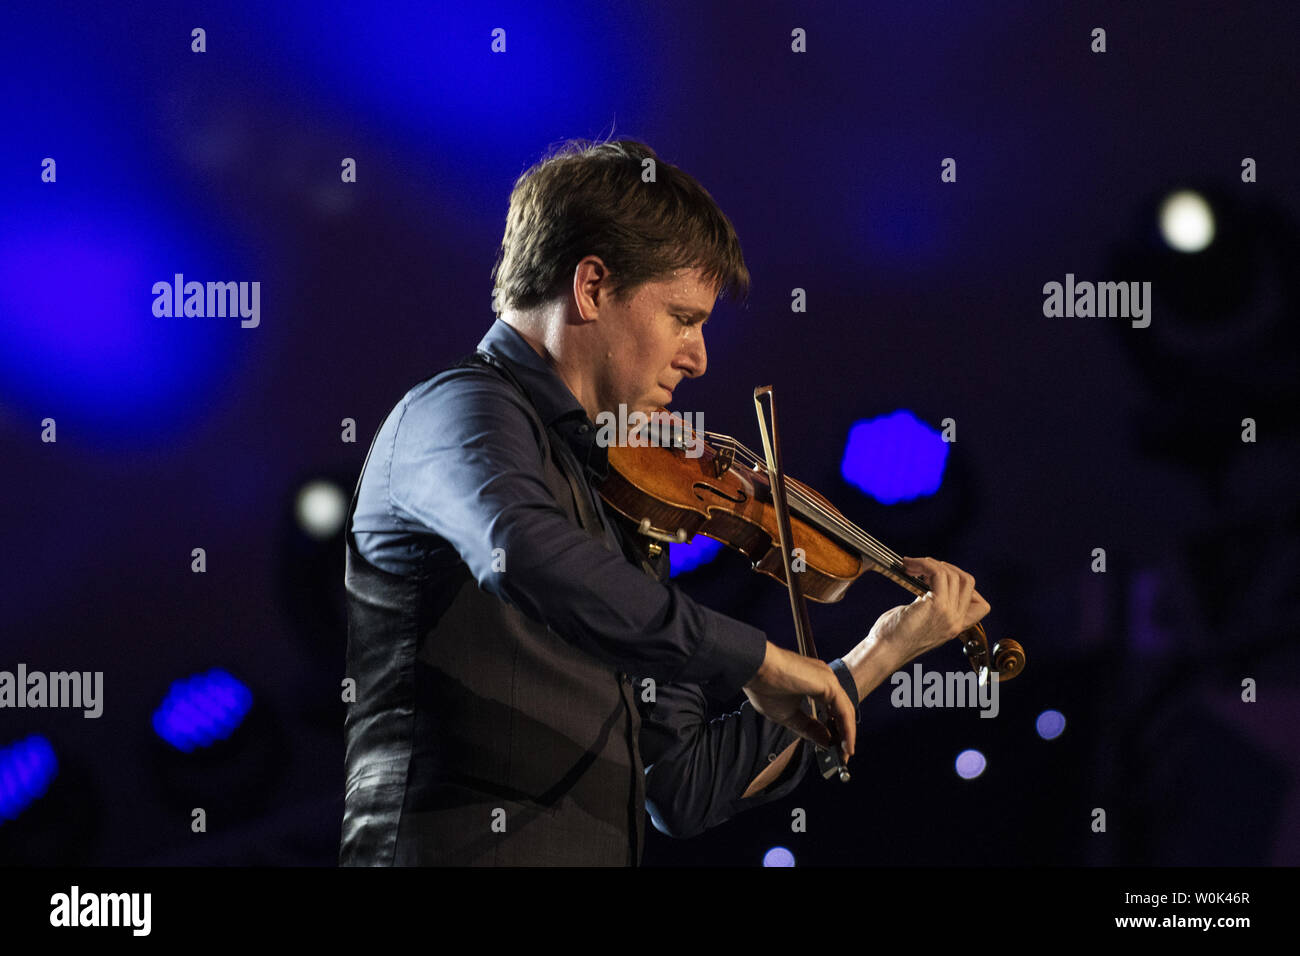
763,845,796,867
1036,709,1066,740
955,748,986,780
0,735,58,823
669,535,725,577
2,7,254,447
152,669,253,753
841,410,949,504
199,1,660,184
0,214,239,442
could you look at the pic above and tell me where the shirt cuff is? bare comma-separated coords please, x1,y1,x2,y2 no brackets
829,657,861,722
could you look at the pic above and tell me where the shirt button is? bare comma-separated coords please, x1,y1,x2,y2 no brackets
767,752,778,762
578,424,590,434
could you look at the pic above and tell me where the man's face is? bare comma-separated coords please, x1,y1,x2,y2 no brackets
594,266,714,416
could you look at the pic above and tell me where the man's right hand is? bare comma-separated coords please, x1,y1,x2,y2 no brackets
742,643,856,763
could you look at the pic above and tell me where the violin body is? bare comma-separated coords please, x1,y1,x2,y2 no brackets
598,410,1025,682
601,435,865,602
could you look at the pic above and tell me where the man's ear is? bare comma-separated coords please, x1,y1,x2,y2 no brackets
573,256,611,321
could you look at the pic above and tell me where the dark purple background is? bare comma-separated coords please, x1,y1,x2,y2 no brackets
2,1,1297,866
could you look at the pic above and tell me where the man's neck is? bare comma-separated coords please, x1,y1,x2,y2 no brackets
500,314,600,420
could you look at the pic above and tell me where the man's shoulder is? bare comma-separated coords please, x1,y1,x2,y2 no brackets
391,354,543,437
400,354,524,408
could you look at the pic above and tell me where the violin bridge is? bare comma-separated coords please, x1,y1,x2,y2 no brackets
712,443,735,477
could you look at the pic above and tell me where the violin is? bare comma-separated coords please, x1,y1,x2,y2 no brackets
597,393,1025,785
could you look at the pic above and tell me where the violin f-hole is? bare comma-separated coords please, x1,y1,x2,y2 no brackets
693,482,747,506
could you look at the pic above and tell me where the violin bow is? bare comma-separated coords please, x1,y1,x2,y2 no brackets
741,386,851,798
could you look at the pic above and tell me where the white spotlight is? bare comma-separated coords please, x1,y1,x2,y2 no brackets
295,480,348,539
1159,190,1215,253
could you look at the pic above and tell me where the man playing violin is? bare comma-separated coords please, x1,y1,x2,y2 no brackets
339,137,991,865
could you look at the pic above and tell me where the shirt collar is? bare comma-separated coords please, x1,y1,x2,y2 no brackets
476,318,609,482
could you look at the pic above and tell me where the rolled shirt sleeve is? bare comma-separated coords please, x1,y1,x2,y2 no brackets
386,369,768,694
638,657,861,838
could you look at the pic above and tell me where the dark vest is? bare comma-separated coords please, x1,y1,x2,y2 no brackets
340,350,662,865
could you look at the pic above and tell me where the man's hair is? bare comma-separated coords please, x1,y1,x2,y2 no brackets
490,138,750,314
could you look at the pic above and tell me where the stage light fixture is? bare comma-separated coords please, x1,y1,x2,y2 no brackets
152,669,253,753
294,480,348,540
841,410,949,505
762,845,796,867
955,748,986,780
0,735,57,823
1036,709,1066,740
1158,189,1215,253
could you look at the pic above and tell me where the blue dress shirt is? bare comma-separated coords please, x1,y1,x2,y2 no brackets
350,318,860,839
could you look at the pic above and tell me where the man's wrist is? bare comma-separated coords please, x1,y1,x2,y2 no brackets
828,658,861,719
841,635,906,703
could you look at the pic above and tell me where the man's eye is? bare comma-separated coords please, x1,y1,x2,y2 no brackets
675,315,693,326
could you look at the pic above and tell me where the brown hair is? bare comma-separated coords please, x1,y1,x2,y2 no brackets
490,138,750,314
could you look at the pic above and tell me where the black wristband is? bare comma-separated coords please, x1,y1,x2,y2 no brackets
828,657,861,724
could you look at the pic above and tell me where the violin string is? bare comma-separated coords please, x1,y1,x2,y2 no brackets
699,429,915,577
697,429,905,583
702,429,894,564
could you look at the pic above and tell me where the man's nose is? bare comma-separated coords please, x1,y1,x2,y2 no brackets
679,331,707,378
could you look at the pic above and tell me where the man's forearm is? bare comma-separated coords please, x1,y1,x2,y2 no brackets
839,634,906,704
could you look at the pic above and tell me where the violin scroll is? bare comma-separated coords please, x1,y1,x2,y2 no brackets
958,623,1024,683
992,638,1025,680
